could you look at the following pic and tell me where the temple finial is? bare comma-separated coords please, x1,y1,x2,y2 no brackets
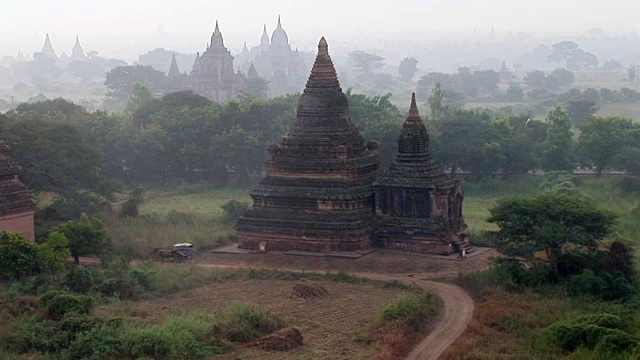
277,15,282,28
263,24,267,33
318,37,328,55
410,93,419,116
215,20,219,32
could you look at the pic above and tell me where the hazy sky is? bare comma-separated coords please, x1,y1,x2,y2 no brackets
1,0,638,59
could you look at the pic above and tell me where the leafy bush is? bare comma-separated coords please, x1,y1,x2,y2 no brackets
39,291,94,319
617,176,640,194
98,278,137,299
381,291,442,332
39,192,104,222
212,301,284,342
65,266,95,294
567,269,636,301
0,230,37,279
542,314,639,354
221,200,250,223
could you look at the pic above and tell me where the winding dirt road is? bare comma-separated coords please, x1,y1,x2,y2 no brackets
77,257,475,360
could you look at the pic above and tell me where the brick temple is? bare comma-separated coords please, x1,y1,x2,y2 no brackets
0,141,36,241
236,38,469,255
373,94,469,254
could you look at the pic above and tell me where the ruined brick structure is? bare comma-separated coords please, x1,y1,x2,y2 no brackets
236,38,381,252
373,94,468,255
236,38,469,255
0,141,36,241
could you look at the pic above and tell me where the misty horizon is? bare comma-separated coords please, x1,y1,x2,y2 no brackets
2,0,640,62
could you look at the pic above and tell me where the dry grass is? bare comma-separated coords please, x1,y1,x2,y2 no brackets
440,289,565,360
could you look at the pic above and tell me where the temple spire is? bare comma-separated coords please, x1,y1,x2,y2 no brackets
41,33,57,59
211,20,224,48
215,20,219,33
70,36,86,61
406,92,421,123
305,37,340,89
277,15,282,28
168,54,180,77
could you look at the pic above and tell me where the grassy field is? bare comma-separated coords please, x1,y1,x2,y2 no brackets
596,102,640,121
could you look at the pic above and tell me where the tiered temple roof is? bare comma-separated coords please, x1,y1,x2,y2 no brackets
0,141,35,218
374,93,454,189
236,37,380,252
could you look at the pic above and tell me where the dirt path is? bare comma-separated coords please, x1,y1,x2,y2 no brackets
77,257,475,360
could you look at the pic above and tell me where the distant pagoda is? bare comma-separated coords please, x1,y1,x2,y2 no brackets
70,36,86,61
41,33,57,59
236,37,380,252
0,141,36,241
373,93,469,254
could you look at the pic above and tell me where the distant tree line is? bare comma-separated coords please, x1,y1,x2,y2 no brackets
1,88,639,220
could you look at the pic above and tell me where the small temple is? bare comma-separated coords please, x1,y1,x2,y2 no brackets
236,37,470,255
373,94,469,254
236,37,381,252
0,141,36,241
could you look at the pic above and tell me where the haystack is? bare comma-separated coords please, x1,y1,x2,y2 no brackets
247,327,304,351
291,278,329,299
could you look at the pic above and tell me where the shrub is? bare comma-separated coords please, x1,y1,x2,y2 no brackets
542,314,639,353
213,301,284,342
0,230,37,279
567,269,636,301
381,291,442,332
39,291,94,319
65,266,95,294
98,278,137,299
617,176,640,194
65,321,124,360
221,200,250,223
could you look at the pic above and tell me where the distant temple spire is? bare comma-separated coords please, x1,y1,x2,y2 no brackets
168,54,181,77
248,63,258,79
277,15,282,28
41,33,57,59
156,21,165,34
210,20,224,48
70,36,86,61
261,24,270,46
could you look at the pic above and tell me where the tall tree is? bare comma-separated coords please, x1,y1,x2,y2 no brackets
124,82,154,114
54,213,111,265
542,107,575,171
548,41,599,70
349,51,385,74
398,57,418,83
104,65,167,110
428,82,447,121
488,193,616,275
578,117,635,175
566,98,598,125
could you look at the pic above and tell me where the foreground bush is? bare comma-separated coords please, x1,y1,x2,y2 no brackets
541,313,640,355
39,291,94,319
213,301,284,342
381,291,442,332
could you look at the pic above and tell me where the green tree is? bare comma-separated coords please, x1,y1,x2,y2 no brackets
548,41,599,70
0,231,36,279
37,231,71,278
54,213,111,265
504,85,525,102
488,193,617,275
542,107,575,171
104,65,167,110
628,66,637,83
546,68,575,88
398,57,418,83
349,51,385,74
566,98,598,125
524,70,546,89
124,82,154,114
428,82,447,121
578,117,635,175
